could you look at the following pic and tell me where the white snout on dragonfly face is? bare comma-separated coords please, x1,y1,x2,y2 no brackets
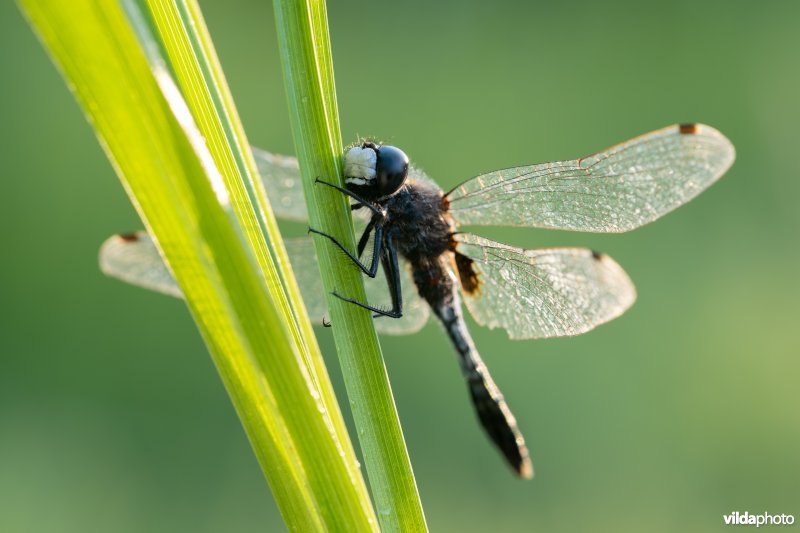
101,124,735,479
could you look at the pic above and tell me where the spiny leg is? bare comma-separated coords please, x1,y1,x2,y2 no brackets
372,234,403,319
356,217,376,259
332,230,403,319
309,221,383,278
314,179,402,319
315,178,382,216
331,291,402,319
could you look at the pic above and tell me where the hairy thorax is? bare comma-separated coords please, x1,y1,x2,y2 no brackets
382,178,455,263
381,178,459,309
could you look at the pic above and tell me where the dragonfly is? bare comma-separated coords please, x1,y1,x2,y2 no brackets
100,123,735,479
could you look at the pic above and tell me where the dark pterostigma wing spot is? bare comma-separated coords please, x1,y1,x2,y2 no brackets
99,232,183,298
679,123,699,134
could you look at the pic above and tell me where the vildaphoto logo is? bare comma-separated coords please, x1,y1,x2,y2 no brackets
723,511,795,527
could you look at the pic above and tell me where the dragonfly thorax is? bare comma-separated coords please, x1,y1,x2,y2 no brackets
343,142,409,201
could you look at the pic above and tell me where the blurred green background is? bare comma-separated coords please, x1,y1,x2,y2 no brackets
2,0,799,531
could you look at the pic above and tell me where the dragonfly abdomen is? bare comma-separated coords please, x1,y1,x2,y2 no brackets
418,257,533,479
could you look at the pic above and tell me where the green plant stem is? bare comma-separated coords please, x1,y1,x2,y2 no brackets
142,0,371,512
273,0,428,531
19,0,377,530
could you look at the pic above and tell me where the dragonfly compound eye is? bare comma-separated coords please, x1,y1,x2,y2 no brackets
375,145,409,196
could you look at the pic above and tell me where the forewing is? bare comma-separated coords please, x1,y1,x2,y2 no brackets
446,124,735,233
99,231,429,335
453,233,636,339
285,237,430,335
407,163,439,188
99,232,182,298
251,146,308,222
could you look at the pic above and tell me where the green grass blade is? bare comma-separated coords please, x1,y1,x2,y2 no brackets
19,0,376,530
141,0,373,513
273,0,429,530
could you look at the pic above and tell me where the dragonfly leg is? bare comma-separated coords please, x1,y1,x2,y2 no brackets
315,178,383,216
332,290,403,319
376,231,403,317
309,222,383,278
331,229,403,319
356,218,377,259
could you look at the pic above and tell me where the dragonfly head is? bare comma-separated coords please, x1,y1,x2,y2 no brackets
343,142,409,201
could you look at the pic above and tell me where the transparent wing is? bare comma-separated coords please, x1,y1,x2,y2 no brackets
99,232,182,298
99,232,429,335
453,233,636,339
251,146,308,222
407,163,439,189
446,123,735,233
285,238,430,335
